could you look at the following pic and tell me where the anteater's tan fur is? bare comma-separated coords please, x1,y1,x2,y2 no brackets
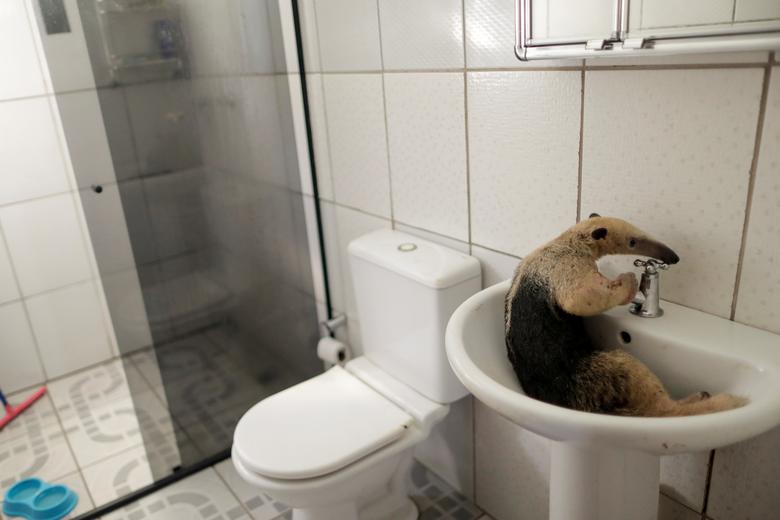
506,215,746,417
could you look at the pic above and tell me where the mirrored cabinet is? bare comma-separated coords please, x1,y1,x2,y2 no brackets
517,0,780,60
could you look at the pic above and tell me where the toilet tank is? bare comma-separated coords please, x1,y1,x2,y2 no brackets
347,230,481,403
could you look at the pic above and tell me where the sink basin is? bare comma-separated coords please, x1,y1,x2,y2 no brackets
446,279,780,520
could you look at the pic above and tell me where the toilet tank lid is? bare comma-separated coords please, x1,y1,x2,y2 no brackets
348,230,480,289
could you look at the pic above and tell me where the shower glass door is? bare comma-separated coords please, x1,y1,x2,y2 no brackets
31,0,324,512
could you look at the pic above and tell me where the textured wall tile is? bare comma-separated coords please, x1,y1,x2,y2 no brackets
0,302,45,393
0,97,70,206
415,396,475,498
0,0,46,100
581,69,763,318
468,71,581,257
378,0,464,70
658,494,700,520
395,223,469,254
475,401,550,520
385,72,469,240
735,0,780,22
660,452,710,512
735,66,780,333
26,280,112,379
0,229,20,305
465,0,582,69
306,73,334,200
708,426,780,520
314,0,382,72
0,194,92,296
471,245,519,288
323,74,392,217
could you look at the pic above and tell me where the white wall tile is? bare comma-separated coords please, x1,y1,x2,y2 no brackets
378,0,464,70
471,245,519,288
465,0,582,69
26,280,112,379
586,52,769,67
475,401,550,520
735,66,780,333
0,302,45,392
660,452,710,512
468,71,581,257
323,74,392,217
31,0,95,93
0,194,92,296
307,73,334,200
395,223,470,254
0,0,46,101
0,230,20,304
581,69,763,318
0,97,70,205
314,0,382,72
658,495,700,520
55,90,116,189
708,426,780,520
415,396,475,498
385,72,469,240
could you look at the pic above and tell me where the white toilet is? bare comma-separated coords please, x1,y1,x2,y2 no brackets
232,229,481,520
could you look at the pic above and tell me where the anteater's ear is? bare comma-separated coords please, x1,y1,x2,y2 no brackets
589,213,601,219
591,227,608,240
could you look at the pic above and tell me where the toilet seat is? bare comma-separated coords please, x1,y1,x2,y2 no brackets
233,366,413,480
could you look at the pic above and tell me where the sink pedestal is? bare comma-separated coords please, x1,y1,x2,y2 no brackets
550,442,659,520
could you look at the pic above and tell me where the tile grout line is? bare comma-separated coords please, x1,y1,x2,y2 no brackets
0,221,51,383
310,61,769,76
374,0,396,227
576,61,586,223
471,242,522,260
462,0,473,256
729,55,773,321
211,463,256,519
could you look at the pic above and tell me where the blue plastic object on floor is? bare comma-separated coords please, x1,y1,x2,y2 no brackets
2,478,78,520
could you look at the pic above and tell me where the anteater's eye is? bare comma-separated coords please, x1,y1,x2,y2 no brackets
629,239,637,248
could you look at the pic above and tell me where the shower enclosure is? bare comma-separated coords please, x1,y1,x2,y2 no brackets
27,0,327,516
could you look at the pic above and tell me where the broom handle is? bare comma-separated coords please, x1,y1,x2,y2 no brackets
0,389,8,408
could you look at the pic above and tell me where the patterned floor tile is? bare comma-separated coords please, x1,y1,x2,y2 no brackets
59,389,174,468
214,459,291,520
0,392,59,443
410,462,483,520
0,418,78,498
47,359,149,418
101,468,249,520
0,471,93,520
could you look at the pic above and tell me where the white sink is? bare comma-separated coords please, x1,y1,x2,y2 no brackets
446,279,780,520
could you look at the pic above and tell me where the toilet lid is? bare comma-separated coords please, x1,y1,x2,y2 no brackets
233,366,413,480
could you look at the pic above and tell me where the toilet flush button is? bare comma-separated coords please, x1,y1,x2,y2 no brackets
398,243,417,252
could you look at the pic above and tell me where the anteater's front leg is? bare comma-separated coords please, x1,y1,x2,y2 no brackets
557,271,638,317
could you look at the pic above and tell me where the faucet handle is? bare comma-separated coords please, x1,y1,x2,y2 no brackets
633,258,668,273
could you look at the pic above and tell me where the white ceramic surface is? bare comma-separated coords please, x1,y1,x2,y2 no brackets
447,279,780,453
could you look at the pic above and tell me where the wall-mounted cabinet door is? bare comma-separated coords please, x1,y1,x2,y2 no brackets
529,0,618,44
628,0,780,39
518,0,780,60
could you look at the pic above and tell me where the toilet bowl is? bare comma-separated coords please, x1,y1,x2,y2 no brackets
232,230,481,520
233,357,448,520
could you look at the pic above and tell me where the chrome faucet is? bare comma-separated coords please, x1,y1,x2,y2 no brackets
629,258,669,318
